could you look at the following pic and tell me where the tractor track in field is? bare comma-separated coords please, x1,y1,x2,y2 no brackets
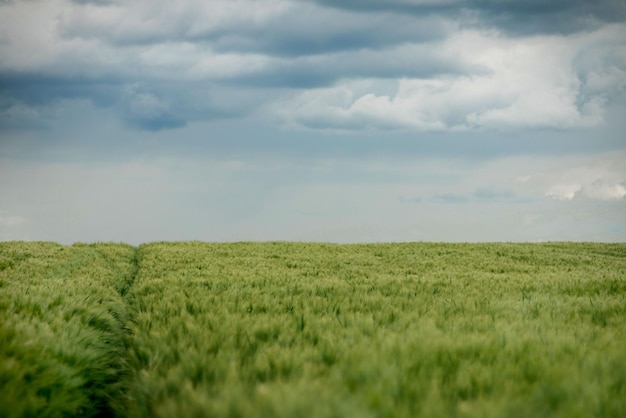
91,244,143,417
122,246,140,297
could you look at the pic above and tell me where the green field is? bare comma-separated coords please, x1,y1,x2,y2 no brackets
1,242,625,417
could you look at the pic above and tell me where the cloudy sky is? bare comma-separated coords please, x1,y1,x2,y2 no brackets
1,0,625,244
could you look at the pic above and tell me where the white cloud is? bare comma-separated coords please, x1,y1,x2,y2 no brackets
57,0,291,44
546,181,626,201
274,25,626,131
0,212,24,227
0,0,63,69
517,151,626,201
0,0,276,80
580,180,626,200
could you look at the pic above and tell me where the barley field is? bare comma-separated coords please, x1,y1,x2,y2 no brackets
1,241,625,417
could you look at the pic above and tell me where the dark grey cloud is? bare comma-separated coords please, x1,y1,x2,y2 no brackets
306,0,626,35
124,114,185,131
0,74,122,131
0,74,120,107
229,46,482,88
0,76,254,132
300,0,460,15
58,2,450,57
118,85,184,131
118,83,257,131
208,11,449,57
472,0,626,35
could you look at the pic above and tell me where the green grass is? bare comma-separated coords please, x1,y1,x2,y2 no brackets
1,242,625,417
0,242,138,417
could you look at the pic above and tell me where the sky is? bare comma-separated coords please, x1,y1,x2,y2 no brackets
1,0,625,244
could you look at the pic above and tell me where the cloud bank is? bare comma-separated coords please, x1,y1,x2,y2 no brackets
1,0,624,132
